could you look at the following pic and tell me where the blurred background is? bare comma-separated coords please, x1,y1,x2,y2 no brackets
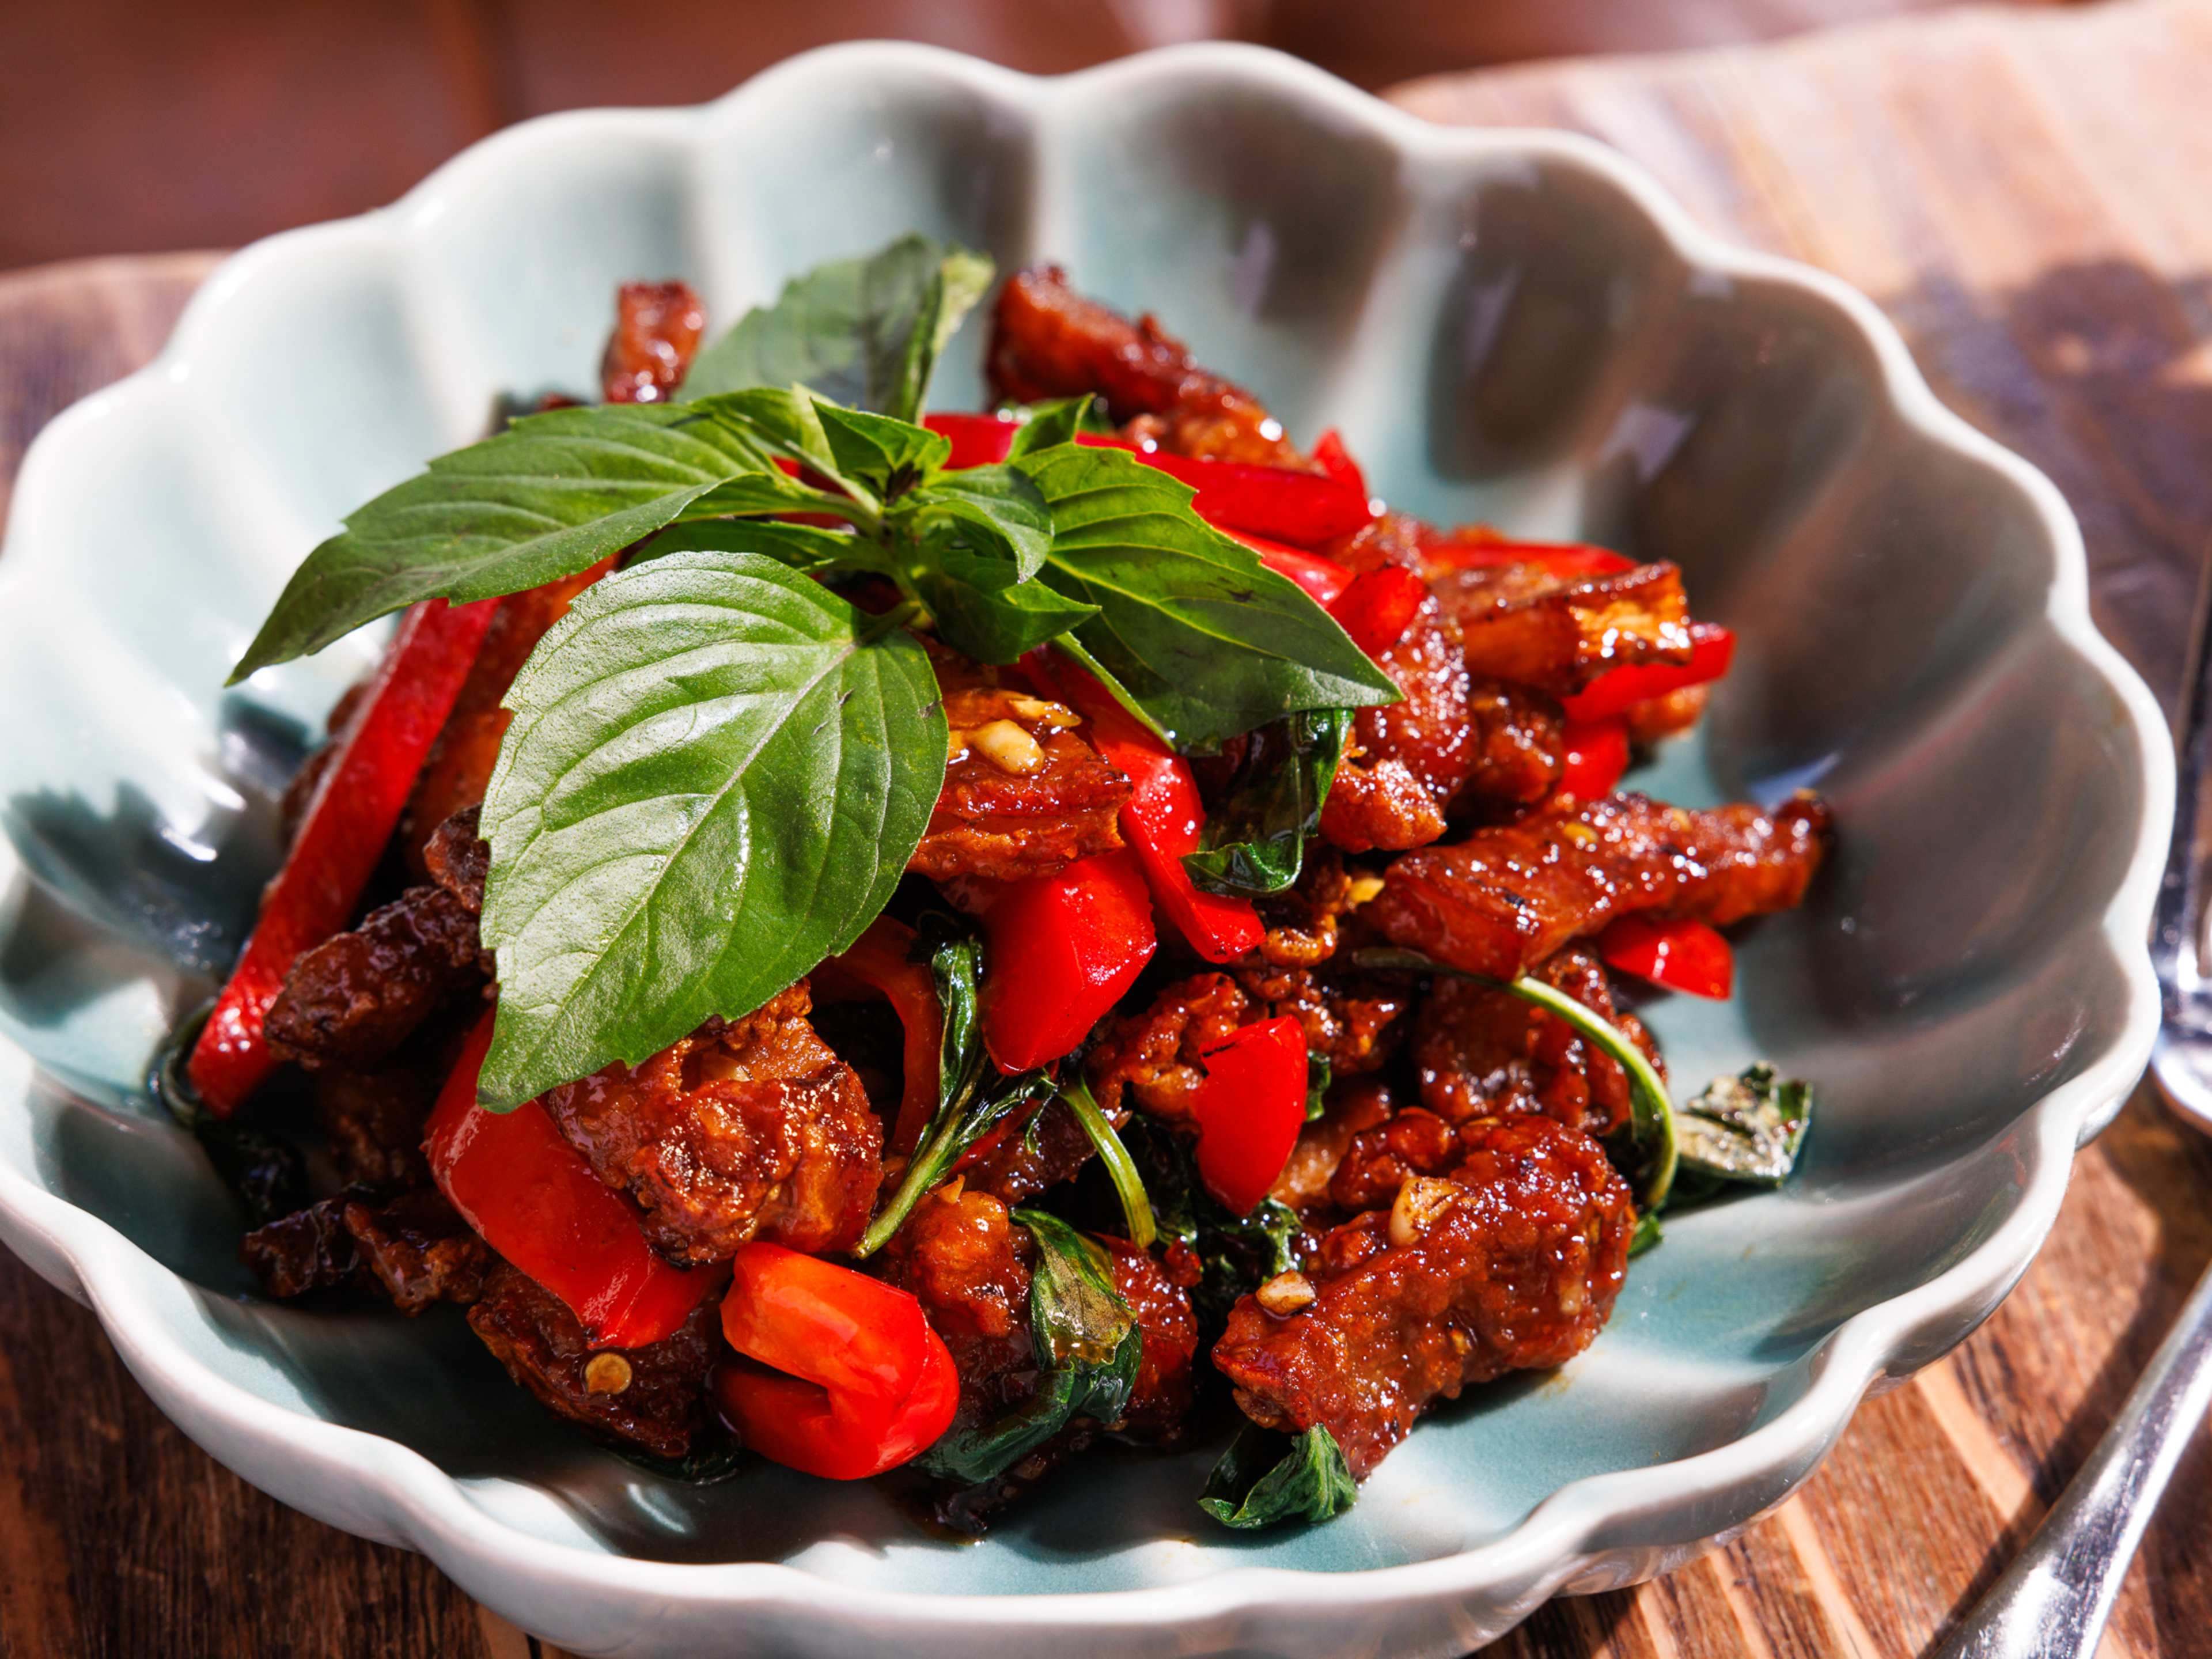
0,0,2088,272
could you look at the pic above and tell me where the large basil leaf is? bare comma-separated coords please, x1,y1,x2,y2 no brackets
230,402,793,680
913,1210,1140,1486
474,548,944,1108
1199,1423,1356,1529
1184,707,1351,896
680,234,993,421
1013,444,1399,749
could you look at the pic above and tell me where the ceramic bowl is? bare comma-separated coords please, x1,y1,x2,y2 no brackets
0,40,2172,1659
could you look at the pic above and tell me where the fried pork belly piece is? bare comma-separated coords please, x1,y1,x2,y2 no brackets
960,1097,1100,1206
986,266,1306,467
1233,960,1409,1080
1214,1113,1634,1479
1369,791,1832,981
1414,946,1661,1138
401,569,607,862
264,884,486,1072
539,983,882,1266
1099,1233,1199,1442
599,279,706,406
242,1187,490,1314
467,1262,714,1459
312,1061,441,1187
911,683,1132,883
421,805,488,914
1320,596,1475,853
1461,679,1565,814
1429,558,1692,699
1268,1078,1397,1215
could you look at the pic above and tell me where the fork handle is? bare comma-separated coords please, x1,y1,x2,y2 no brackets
1929,1253,2212,1658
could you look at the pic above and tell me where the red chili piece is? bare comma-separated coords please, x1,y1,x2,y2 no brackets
815,915,945,1156
713,1242,959,1480
980,848,1158,1073
1421,535,1638,581
1311,428,1369,502
425,1012,726,1348
188,597,501,1115
1074,432,1372,547
1188,1016,1309,1216
1560,622,1737,722
1556,718,1630,804
1327,566,1428,660
1024,653,1263,965
1234,532,1352,606
922,411,1020,468
1596,915,1736,1000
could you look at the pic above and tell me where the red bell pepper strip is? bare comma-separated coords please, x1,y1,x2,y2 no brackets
188,596,500,1115
1024,653,1263,965
1327,566,1428,660
1311,428,1369,502
1188,1016,1308,1216
980,848,1157,1072
1596,915,1735,1000
1557,717,1630,804
425,1012,726,1348
1231,531,1353,607
1421,535,1638,582
713,1241,959,1480
922,411,1020,469
1560,622,1737,723
1074,433,1372,547
815,915,944,1156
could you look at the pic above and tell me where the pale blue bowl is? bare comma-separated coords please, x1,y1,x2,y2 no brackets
0,41,2172,1658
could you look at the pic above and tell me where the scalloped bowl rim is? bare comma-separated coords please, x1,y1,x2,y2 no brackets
0,37,2173,1641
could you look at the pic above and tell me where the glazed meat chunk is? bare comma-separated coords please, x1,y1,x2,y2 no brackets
467,1262,715,1459
1369,791,1832,981
986,266,1307,466
243,1187,490,1313
599,279,706,405
912,684,1132,883
539,983,882,1266
1430,558,1692,699
1320,595,1475,853
1460,679,1565,814
1214,1113,1635,1479
264,884,486,1072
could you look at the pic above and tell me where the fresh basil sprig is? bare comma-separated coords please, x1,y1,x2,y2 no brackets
1199,1422,1357,1529
1185,707,1351,896
475,548,942,1108
913,1210,1141,1486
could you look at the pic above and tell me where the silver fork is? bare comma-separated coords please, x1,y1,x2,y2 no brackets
1927,573,2212,1659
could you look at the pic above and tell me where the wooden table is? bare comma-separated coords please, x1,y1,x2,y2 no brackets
3,3,2210,1653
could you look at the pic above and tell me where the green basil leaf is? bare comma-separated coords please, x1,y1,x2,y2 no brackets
474,548,944,1108
631,518,865,575
1628,1210,1664,1256
918,556,1100,665
1058,1076,1154,1249
1199,1423,1357,1529
1184,708,1351,896
1005,396,1095,458
912,463,1054,579
230,403,786,680
1304,1051,1332,1121
814,401,950,499
1013,444,1399,748
1122,1116,1300,1336
680,234,994,421
1672,1064,1812,1198
1016,1210,1138,1372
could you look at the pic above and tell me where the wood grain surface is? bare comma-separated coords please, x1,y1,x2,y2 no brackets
3,4,2211,1653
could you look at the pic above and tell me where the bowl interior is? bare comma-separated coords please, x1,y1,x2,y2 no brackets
0,54,2150,1594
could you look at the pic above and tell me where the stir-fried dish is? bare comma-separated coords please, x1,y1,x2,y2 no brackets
172,236,1831,1530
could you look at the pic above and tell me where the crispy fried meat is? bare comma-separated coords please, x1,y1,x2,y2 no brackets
1320,596,1475,853
1430,559,1692,699
986,266,1306,466
1085,973,1253,1122
1269,1078,1397,1215
1099,1233,1199,1443
1369,791,1832,981
1214,1113,1635,1479
599,279,706,406
312,1061,441,1187
242,1187,489,1313
539,984,882,1266
1460,679,1565,814
467,1261,714,1459
264,884,486,1072
911,684,1132,884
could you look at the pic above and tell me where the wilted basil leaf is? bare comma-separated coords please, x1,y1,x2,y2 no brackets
1199,1423,1357,1529
680,234,993,421
475,548,944,1108
1628,1210,1664,1256
1304,1052,1332,1121
1122,1117,1300,1336
1185,707,1351,896
1672,1064,1812,1198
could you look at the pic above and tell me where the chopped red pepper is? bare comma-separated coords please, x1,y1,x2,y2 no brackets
1188,1016,1308,1217
425,1012,725,1348
815,915,945,1156
188,596,500,1115
1420,533,1638,582
1597,915,1735,1000
1024,653,1263,965
713,1241,958,1480
1075,433,1372,547
1557,718,1631,804
1560,622,1737,722
922,411,1020,469
1327,566,1428,660
980,848,1157,1073
1233,532,1353,607
1312,429,1369,502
